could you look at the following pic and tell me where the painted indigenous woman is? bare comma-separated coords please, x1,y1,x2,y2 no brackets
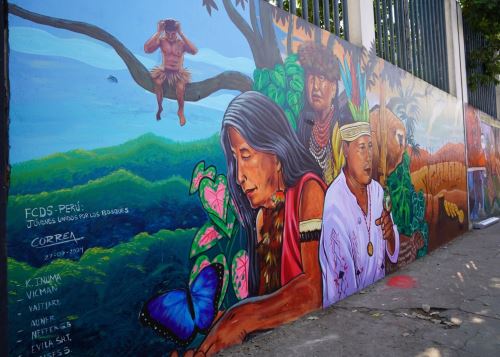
197,91,327,355
297,42,342,185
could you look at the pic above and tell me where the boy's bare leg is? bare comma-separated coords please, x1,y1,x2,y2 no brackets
154,80,164,121
176,81,187,126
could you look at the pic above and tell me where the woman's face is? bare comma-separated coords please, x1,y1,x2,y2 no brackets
228,127,281,209
306,73,336,114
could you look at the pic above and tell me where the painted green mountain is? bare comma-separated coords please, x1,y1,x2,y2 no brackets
8,169,206,266
10,133,226,195
8,228,194,357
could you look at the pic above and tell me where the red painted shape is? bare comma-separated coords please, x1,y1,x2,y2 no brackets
386,275,417,289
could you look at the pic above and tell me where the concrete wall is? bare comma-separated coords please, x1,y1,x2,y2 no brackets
5,0,471,355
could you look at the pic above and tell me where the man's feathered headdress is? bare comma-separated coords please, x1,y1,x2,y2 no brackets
339,56,370,142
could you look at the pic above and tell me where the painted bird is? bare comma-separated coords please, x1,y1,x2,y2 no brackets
107,75,118,83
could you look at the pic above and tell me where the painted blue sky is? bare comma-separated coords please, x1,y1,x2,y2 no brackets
8,0,257,163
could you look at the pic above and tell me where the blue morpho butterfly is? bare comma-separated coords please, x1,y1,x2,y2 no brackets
139,263,224,346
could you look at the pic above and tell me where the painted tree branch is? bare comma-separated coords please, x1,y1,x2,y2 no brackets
8,4,253,101
221,0,262,65
287,15,294,55
249,0,262,42
258,1,283,67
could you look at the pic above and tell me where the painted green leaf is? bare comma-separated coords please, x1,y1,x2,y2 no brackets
253,68,261,82
276,90,286,107
289,76,304,92
189,161,217,194
253,68,270,91
266,84,278,100
231,250,249,300
211,254,229,308
291,73,304,86
287,91,301,108
266,85,285,107
224,207,237,237
270,65,286,89
284,53,298,65
285,62,304,77
190,222,223,258
207,204,236,238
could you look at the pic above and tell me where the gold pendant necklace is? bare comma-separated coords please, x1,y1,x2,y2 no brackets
364,188,373,257
367,241,374,256
348,173,374,258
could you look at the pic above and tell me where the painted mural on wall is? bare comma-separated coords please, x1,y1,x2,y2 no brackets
466,105,500,221
6,0,468,355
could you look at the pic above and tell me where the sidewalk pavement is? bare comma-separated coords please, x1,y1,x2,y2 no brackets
219,224,500,357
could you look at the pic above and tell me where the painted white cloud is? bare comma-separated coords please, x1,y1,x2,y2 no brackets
9,26,156,70
10,27,255,76
188,48,255,75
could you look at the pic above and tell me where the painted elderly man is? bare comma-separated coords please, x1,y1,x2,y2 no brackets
320,120,400,307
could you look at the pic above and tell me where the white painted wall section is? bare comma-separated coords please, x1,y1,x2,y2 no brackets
346,0,376,50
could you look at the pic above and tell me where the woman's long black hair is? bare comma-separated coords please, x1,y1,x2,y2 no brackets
221,91,321,296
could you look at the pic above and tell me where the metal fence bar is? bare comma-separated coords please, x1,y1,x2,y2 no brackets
427,0,441,87
437,0,446,90
401,0,413,72
426,0,435,86
424,0,433,85
302,0,309,20
290,0,297,15
414,0,421,77
437,0,445,91
323,0,331,32
464,17,498,118
418,0,427,80
400,0,408,69
410,0,418,76
440,0,449,92
400,0,408,70
420,0,431,82
268,0,348,41
370,0,451,93
431,0,440,88
394,0,402,67
342,0,349,40
375,0,384,58
382,0,390,62
388,0,396,65
333,0,340,35
313,0,320,26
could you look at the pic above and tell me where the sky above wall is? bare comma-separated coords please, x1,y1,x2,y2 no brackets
7,0,464,163
8,0,256,163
